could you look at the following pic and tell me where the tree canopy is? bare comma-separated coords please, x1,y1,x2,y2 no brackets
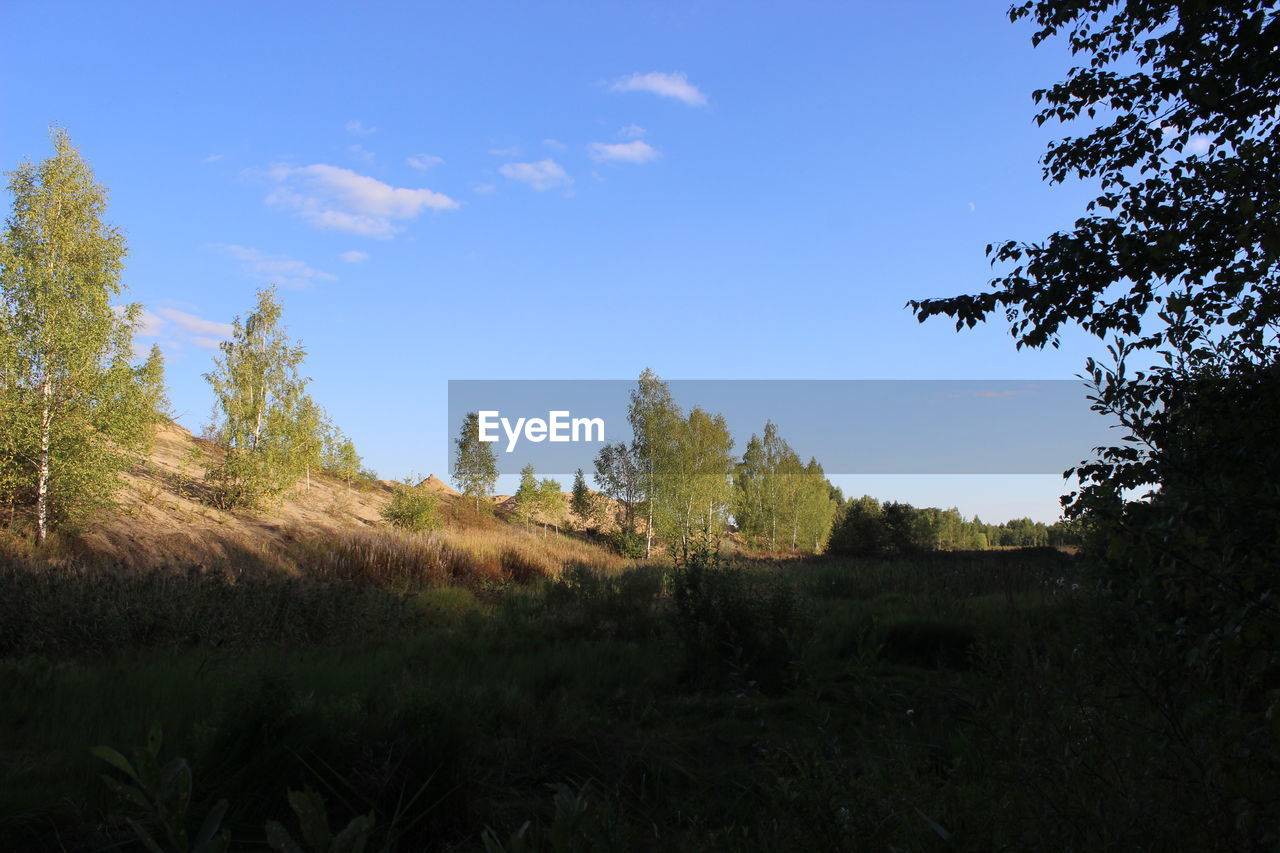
0,128,164,541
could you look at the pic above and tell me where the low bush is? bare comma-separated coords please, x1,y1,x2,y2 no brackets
667,550,807,691
381,485,441,532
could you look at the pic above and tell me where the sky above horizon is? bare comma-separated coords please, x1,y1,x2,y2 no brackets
1,1,1116,523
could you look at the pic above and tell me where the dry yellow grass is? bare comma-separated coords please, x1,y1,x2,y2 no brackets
53,420,624,579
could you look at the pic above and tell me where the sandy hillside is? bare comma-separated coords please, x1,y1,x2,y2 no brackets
77,421,402,567
67,421,625,568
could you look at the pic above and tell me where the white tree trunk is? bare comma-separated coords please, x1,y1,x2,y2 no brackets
36,378,52,545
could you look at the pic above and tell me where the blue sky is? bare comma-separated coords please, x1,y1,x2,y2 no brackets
1,1,1112,522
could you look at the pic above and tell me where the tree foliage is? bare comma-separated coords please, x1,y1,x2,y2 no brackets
536,476,565,535
513,463,540,528
627,367,684,557
911,1,1279,357
661,406,735,556
381,481,441,532
907,3,1280,843
452,411,498,510
734,421,836,553
320,423,363,491
0,128,165,540
569,467,601,528
593,440,645,540
203,287,317,509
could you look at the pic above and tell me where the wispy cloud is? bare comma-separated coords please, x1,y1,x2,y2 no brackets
610,72,707,106
266,163,458,238
128,305,235,355
156,307,234,340
499,159,572,191
542,138,566,151
587,140,659,165
136,308,167,338
347,144,374,162
345,119,376,136
407,153,443,171
202,153,225,164
617,123,646,139
474,183,496,194
339,250,369,263
222,244,337,288
139,307,234,351
488,145,523,158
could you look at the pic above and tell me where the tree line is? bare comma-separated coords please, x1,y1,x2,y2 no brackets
453,369,1073,558
826,495,1081,558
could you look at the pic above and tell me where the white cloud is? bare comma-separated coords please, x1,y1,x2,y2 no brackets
618,123,646,139
474,183,496,194
155,308,234,346
407,153,444,171
345,119,376,135
1189,135,1211,154
347,144,374,162
968,201,976,212
135,309,167,338
587,140,659,165
266,163,458,238
127,305,234,354
498,159,572,191
222,244,337,288
610,72,707,106
542,138,566,151
339,250,369,263
488,145,523,157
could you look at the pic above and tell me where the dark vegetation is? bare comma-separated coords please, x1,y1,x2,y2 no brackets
1,544,1166,852
826,495,1082,556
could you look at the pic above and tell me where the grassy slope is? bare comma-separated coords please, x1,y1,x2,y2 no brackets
20,420,624,579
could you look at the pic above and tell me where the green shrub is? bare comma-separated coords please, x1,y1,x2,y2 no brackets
609,528,645,558
540,563,663,641
381,485,441,532
668,552,806,690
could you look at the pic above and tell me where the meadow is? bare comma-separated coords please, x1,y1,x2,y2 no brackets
0,533,1199,852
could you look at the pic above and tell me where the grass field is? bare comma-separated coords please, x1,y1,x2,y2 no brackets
0,541,1221,851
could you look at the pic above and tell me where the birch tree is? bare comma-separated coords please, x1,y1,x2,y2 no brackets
0,128,164,542
664,406,734,554
513,463,539,528
627,368,682,557
452,411,498,510
202,287,313,508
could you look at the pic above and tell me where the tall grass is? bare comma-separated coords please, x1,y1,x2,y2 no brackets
291,526,626,591
4,546,1257,851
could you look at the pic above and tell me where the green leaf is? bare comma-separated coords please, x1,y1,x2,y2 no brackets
330,813,375,853
91,745,139,783
98,774,151,811
192,799,229,853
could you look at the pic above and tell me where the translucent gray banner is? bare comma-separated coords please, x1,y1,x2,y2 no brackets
447,380,1119,476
